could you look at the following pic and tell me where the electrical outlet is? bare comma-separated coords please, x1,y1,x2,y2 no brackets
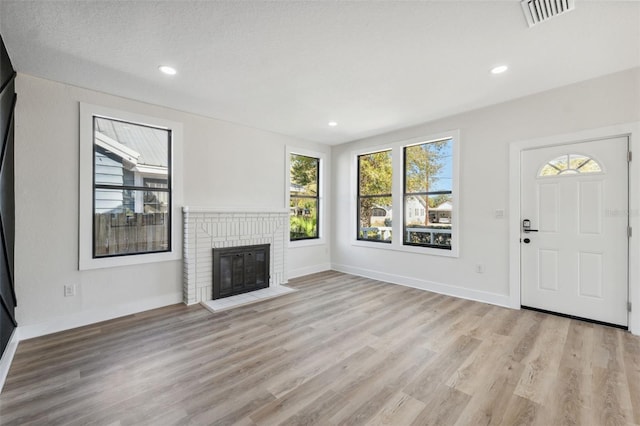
64,284,76,297
475,263,485,273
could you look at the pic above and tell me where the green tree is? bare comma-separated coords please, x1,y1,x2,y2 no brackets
290,154,319,239
405,140,448,225
358,151,392,230
428,194,450,208
290,154,318,195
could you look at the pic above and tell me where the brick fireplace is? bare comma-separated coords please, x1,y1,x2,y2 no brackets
182,207,288,304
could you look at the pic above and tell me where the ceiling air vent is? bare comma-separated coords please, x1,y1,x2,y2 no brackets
521,0,575,27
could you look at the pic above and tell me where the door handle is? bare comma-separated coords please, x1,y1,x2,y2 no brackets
522,219,538,233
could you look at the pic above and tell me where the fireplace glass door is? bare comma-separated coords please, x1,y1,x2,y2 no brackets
213,244,269,299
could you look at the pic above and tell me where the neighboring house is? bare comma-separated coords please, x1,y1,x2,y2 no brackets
405,196,427,225
369,197,422,227
429,201,452,224
370,205,392,226
376,197,451,227
94,118,169,215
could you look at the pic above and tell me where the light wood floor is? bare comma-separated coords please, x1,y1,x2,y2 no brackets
1,271,639,425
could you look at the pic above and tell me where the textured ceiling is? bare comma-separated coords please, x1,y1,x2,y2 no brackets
0,1,638,145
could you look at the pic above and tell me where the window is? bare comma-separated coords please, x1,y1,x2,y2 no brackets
93,116,171,257
357,150,392,242
538,154,602,176
79,103,182,270
404,138,453,249
352,131,459,257
289,153,320,240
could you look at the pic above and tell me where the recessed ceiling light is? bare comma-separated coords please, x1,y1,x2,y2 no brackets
491,65,508,75
159,65,177,75
328,121,338,127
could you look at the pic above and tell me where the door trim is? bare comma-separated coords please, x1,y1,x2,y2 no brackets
521,305,628,330
508,122,640,335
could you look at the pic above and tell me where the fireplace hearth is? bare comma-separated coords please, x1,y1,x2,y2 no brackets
182,207,288,304
212,244,270,299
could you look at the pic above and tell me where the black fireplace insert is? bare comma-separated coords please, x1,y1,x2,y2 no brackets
212,244,270,299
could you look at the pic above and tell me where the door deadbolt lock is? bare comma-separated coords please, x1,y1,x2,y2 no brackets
523,238,531,244
522,219,538,233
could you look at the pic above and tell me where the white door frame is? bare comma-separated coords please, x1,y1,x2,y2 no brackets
509,122,640,335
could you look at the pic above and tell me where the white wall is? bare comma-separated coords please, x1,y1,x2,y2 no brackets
13,67,640,336
331,68,640,305
14,74,330,336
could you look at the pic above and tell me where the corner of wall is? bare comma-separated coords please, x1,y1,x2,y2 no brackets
287,263,332,280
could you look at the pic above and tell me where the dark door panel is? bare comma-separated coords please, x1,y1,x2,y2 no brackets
0,32,16,358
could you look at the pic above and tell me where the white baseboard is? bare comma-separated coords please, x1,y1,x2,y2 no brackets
18,292,183,341
331,263,512,308
0,328,19,394
287,263,331,280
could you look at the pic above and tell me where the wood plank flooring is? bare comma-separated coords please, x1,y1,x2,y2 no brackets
1,271,639,425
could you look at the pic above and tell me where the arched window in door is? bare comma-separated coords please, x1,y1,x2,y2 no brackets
538,154,602,177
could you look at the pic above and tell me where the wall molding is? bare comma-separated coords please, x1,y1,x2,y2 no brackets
331,263,511,308
18,292,182,341
0,292,182,394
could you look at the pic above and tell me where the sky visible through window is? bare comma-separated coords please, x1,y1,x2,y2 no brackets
427,141,452,192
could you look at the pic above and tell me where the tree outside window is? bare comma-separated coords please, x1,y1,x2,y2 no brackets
290,154,319,240
403,138,453,249
358,150,392,242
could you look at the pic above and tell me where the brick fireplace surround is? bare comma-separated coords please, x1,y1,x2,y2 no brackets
182,207,289,305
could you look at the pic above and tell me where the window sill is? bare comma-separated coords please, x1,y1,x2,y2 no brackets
79,250,182,271
288,237,326,249
351,239,458,258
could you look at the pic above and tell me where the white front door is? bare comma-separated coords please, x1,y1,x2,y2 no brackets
521,136,628,326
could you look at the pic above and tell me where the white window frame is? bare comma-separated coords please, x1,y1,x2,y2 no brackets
350,130,460,257
79,103,183,270
286,146,326,248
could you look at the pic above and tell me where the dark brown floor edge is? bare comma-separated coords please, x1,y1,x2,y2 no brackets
521,305,628,330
